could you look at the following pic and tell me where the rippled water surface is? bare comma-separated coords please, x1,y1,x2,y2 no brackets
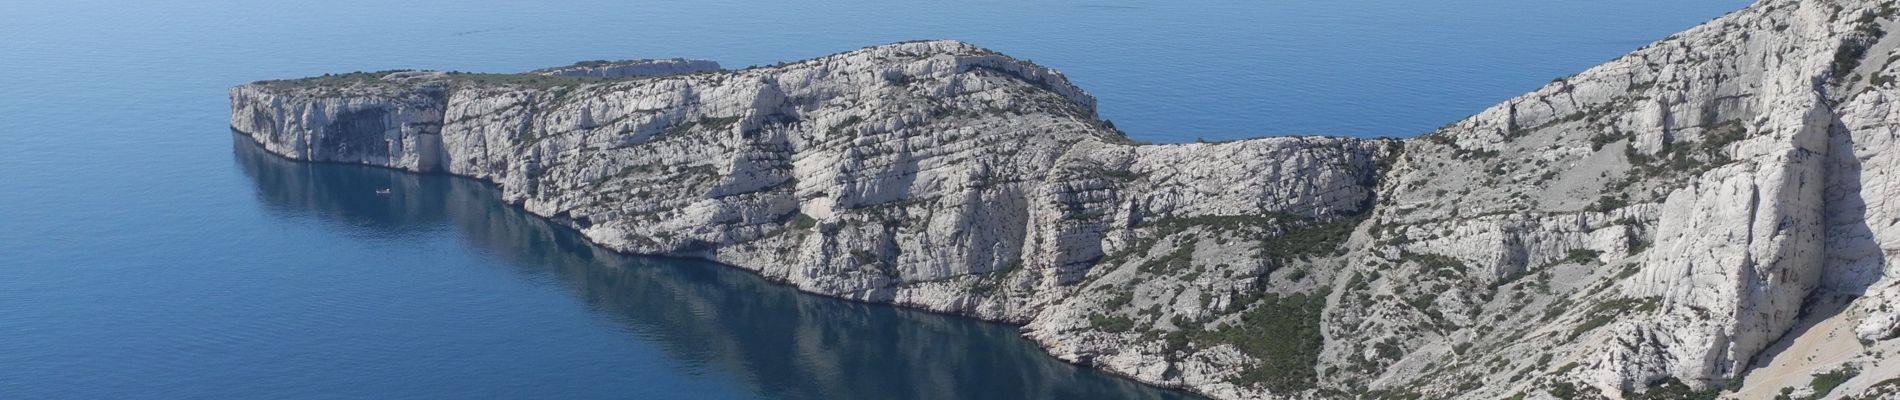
2,0,1747,398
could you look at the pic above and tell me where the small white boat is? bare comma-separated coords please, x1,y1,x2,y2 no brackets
375,188,392,195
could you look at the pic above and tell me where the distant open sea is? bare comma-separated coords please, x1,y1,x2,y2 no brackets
0,0,1748,398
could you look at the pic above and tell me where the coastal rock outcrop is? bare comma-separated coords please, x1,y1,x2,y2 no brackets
231,1,1900,398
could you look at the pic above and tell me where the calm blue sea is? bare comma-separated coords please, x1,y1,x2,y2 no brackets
0,0,1747,398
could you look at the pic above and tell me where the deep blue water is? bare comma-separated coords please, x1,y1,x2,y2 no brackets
1,0,1748,398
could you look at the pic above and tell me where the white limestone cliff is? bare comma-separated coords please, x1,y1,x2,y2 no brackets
230,1,1900,398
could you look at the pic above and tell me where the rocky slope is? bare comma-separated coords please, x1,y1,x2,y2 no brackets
230,0,1900,398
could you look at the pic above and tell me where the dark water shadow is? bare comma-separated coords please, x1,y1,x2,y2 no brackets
230,137,1198,400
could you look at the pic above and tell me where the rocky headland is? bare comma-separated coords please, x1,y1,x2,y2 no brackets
230,0,1900,398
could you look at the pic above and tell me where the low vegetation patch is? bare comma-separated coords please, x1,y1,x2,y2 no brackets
1628,378,1719,400
1137,242,1196,275
1782,366,1859,400
1401,251,1467,278
790,213,818,230
1569,297,1660,340
1088,313,1137,332
1831,12,1888,84
1191,290,1328,392
1259,215,1362,261
1564,249,1603,264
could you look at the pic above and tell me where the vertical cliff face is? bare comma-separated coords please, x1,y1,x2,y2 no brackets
230,71,449,172
231,1,1900,398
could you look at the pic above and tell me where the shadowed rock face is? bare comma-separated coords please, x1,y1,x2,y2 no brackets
230,1,1900,397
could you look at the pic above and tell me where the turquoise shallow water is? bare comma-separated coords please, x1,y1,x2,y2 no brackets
0,0,1747,398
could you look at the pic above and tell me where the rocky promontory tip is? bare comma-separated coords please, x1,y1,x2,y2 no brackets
232,2,1900,397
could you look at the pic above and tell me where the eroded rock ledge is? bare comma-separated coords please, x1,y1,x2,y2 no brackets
232,2,1900,397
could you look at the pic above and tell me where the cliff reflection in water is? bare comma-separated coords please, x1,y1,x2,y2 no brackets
231,138,1193,400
